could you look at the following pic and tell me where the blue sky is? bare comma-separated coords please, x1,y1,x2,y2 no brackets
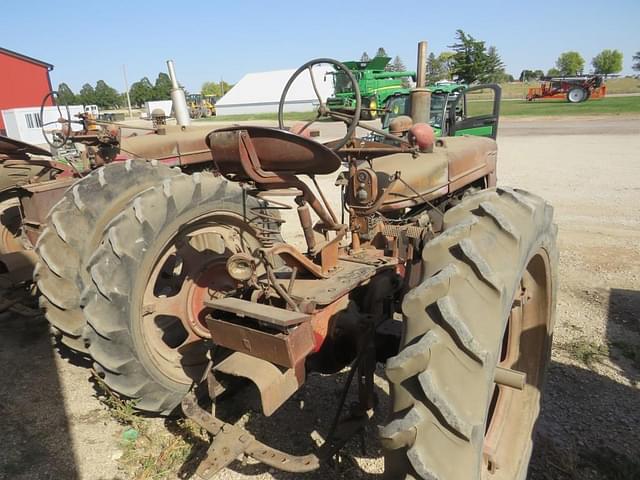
2,0,638,93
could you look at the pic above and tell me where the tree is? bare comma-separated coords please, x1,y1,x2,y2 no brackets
78,83,96,106
389,55,406,72
57,83,76,105
634,52,640,72
153,72,172,100
202,80,234,97
555,51,585,75
94,80,120,108
360,51,370,62
483,46,506,82
375,47,388,58
592,49,623,78
449,29,491,84
129,77,154,107
547,67,561,77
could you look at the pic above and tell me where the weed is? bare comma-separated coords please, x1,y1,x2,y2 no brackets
557,339,609,368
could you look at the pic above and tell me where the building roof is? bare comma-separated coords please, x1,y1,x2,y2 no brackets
216,67,334,107
0,47,54,70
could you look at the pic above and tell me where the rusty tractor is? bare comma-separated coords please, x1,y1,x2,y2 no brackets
33,42,557,479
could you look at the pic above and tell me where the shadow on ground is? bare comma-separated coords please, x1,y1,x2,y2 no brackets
0,291,80,479
529,359,640,480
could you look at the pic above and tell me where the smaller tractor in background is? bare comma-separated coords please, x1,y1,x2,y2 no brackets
526,74,606,103
187,93,217,118
380,81,501,139
327,55,415,120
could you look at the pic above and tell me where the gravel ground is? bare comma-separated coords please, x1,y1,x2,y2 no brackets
0,116,638,480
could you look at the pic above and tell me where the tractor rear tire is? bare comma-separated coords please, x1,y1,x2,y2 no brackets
36,160,181,353
567,87,587,103
381,187,557,480
83,172,274,414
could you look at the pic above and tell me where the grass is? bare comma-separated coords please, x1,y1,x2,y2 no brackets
469,95,640,116
556,337,640,370
199,94,640,124
93,373,209,480
558,339,610,368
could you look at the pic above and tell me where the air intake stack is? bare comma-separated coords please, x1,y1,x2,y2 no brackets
167,60,191,126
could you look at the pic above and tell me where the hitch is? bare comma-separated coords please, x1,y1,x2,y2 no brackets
181,391,320,477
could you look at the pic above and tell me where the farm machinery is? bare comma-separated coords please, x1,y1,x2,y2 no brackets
526,74,606,103
380,82,502,139
5,40,557,479
327,55,415,120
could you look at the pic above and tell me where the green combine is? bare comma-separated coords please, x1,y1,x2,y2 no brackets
327,56,415,120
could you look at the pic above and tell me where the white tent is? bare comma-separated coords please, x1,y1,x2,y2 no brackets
215,67,334,117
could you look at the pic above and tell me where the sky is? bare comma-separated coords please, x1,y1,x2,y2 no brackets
2,0,639,93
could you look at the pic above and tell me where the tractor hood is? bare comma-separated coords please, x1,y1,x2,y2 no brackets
118,125,213,166
370,136,497,211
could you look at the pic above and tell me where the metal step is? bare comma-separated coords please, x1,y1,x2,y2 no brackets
205,297,310,328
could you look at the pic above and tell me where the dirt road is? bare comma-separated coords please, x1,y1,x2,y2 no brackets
1,116,638,480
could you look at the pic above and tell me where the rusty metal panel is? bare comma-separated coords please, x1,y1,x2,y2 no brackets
205,297,310,328
206,316,315,368
214,352,304,416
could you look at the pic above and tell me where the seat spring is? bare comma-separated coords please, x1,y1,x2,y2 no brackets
248,198,291,247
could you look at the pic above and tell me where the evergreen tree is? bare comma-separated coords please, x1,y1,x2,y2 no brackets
449,30,491,84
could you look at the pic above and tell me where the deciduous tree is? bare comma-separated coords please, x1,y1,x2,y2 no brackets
555,51,585,75
57,83,76,105
94,80,120,108
129,77,154,107
153,72,172,100
592,49,623,78
78,83,96,106
634,52,640,72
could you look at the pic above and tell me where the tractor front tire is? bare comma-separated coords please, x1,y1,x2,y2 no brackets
36,160,180,353
381,187,557,480
83,172,274,414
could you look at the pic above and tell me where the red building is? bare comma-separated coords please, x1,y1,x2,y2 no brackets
0,47,54,134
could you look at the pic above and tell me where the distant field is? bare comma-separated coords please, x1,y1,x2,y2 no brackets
495,77,640,99
467,95,640,116
202,96,640,123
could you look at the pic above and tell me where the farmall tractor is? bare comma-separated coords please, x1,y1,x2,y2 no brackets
35,42,557,479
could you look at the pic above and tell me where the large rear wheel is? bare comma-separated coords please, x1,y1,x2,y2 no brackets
83,172,275,414
381,187,558,480
36,160,180,352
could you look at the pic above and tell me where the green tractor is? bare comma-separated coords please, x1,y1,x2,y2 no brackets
381,82,502,139
327,56,415,120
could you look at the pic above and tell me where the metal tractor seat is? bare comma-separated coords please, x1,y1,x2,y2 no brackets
206,126,342,182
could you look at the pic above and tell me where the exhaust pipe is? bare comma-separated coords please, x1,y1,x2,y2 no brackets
410,41,431,125
167,60,191,126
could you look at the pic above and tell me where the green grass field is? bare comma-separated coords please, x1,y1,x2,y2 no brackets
201,95,640,123
468,95,640,116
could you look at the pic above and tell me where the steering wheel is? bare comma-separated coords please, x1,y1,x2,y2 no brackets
278,58,361,150
40,91,73,149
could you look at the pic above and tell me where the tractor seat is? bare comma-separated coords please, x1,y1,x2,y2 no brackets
206,126,342,179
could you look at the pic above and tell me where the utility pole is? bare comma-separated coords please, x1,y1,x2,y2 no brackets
122,64,133,118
